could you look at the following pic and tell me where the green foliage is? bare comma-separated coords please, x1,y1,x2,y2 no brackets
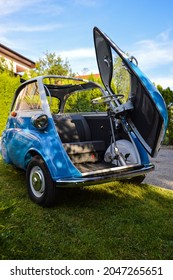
0,51,172,145
0,57,13,74
47,97,60,114
64,88,106,113
1,156,173,260
157,85,173,144
0,57,8,73
113,55,130,101
23,51,73,79
112,55,173,145
0,72,20,135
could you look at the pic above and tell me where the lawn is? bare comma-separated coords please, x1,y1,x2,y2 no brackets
0,156,173,260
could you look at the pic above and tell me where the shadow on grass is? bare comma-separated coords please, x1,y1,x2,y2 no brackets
1,157,173,260
54,181,173,211
1,156,173,210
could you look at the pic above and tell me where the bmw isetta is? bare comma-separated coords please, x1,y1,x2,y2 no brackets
0,27,168,206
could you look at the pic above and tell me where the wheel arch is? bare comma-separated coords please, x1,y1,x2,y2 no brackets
24,148,58,180
24,149,45,169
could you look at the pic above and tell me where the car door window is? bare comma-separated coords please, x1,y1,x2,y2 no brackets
13,82,42,111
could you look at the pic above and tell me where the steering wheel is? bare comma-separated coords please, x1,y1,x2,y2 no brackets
92,94,124,104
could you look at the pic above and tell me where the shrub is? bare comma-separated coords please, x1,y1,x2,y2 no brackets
157,85,173,145
0,72,20,135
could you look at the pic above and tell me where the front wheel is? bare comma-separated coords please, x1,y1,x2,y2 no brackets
26,155,56,207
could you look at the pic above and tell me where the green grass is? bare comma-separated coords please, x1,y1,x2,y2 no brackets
1,156,173,260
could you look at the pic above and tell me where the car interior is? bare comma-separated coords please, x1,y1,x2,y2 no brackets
45,80,133,175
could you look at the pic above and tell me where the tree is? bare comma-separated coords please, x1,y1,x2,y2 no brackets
23,51,73,79
112,56,173,145
113,55,130,101
0,57,13,75
0,71,20,134
157,85,173,144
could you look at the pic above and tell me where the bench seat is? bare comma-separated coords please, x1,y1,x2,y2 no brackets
53,114,105,163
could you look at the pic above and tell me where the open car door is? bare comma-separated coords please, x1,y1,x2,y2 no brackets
93,27,168,157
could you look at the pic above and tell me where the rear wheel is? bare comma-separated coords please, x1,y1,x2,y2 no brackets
26,155,56,207
131,175,146,184
122,175,146,184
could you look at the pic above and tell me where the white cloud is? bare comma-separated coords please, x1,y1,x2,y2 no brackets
73,0,96,7
0,1,64,50
59,48,95,59
0,0,40,16
131,29,173,71
151,75,173,89
0,22,64,53
59,29,173,77
0,23,63,34
0,0,63,16
127,29,173,89
36,3,63,15
58,48,97,74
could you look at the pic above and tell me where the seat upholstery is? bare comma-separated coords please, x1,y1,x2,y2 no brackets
53,114,91,143
53,114,105,163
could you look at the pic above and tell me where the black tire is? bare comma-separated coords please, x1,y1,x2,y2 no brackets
26,155,56,207
122,175,146,184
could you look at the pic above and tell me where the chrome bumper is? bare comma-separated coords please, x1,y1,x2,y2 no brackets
55,163,154,188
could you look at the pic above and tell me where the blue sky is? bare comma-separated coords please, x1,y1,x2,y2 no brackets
0,0,173,89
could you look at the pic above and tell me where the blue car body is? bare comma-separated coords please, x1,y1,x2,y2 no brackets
0,27,168,206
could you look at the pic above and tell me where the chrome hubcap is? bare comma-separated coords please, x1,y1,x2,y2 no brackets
30,166,45,198
32,171,42,191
